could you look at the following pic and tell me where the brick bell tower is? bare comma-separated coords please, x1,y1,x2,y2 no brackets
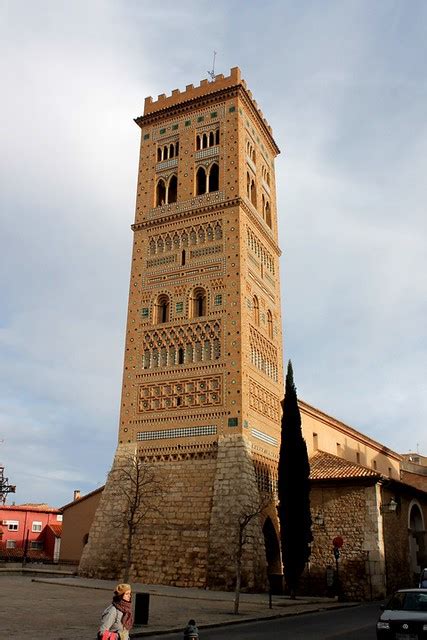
80,67,284,589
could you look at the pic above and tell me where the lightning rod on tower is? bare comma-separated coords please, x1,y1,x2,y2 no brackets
207,51,217,82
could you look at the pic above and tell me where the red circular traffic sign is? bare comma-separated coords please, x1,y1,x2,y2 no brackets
333,536,344,548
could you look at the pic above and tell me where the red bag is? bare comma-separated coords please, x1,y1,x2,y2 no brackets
100,632,119,640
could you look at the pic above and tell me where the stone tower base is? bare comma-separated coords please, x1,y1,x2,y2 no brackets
79,436,271,590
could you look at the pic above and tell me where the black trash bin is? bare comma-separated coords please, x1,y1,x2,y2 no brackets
268,574,284,595
134,592,150,625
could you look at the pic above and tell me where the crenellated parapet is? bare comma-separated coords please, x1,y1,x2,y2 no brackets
137,66,276,145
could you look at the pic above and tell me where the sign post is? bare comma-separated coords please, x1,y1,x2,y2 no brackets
332,536,344,599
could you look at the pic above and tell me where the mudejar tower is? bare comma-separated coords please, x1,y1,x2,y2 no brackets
80,68,284,589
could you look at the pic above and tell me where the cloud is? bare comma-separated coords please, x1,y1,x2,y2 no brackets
1,0,426,505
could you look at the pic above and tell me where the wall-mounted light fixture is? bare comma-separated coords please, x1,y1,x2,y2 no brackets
381,497,398,513
313,513,324,526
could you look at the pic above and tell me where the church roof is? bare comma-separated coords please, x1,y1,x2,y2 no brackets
309,450,382,481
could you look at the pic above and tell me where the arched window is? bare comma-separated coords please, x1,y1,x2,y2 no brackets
246,172,251,199
196,166,207,195
209,131,215,147
169,143,175,158
262,194,265,219
202,133,208,149
196,135,201,150
252,148,256,163
157,148,162,162
250,179,257,207
215,129,220,145
267,310,273,339
154,294,170,324
265,201,271,228
208,163,219,192
253,296,259,326
190,287,207,318
175,141,179,156
178,347,184,364
156,179,166,207
181,249,186,266
163,145,169,160
168,175,177,204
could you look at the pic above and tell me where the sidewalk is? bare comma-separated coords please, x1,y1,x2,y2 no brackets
30,575,357,638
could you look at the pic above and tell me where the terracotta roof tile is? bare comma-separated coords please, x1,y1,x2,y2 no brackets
47,524,62,537
309,451,382,481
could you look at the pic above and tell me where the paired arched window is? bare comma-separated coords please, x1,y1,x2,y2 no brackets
262,164,271,186
154,294,170,324
195,163,219,195
247,172,257,206
253,296,260,326
157,141,179,162
190,287,207,318
156,174,178,206
196,128,220,150
246,140,256,164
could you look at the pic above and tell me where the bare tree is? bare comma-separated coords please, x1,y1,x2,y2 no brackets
233,493,271,614
114,453,166,582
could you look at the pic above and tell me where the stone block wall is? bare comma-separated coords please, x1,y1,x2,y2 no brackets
207,434,268,591
80,436,269,590
305,482,386,600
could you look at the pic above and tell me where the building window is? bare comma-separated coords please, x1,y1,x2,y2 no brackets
313,433,318,451
195,128,220,150
7,521,18,531
178,347,184,364
214,294,222,305
156,179,166,206
190,287,207,318
176,302,184,313
356,452,360,464
6,540,16,549
373,460,377,470
336,443,342,456
32,521,42,533
267,310,273,338
29,541,43,550
154,294,170,324
168,174,178,203
208,163,219,192
196,166,207,195
265,201,272,228
141,307,149,318
250,178,257,207
253,296,259,326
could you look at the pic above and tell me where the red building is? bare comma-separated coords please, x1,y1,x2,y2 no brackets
0,504,62,562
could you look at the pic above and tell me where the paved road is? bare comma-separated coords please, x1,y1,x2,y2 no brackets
146,602,380,640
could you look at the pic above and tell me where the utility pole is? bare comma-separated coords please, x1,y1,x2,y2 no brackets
0,464,16,505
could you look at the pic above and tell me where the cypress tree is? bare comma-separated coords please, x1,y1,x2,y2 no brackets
278,360,312,597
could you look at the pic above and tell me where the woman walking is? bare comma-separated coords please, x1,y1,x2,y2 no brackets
98,583,134,640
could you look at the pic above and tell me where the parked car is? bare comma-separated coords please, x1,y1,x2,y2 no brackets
377,588,427,639
420,569,427,589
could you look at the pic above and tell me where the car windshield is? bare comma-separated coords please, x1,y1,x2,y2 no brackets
388,592,427,612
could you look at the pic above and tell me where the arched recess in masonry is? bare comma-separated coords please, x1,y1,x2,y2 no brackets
267,310,273,339
156,175,178,206
195,163,219,195
154,294,170,324
196,128,220,150
253,295,260,326
190,287,207,318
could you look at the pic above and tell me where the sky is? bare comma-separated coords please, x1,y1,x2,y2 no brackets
1,0,426,507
